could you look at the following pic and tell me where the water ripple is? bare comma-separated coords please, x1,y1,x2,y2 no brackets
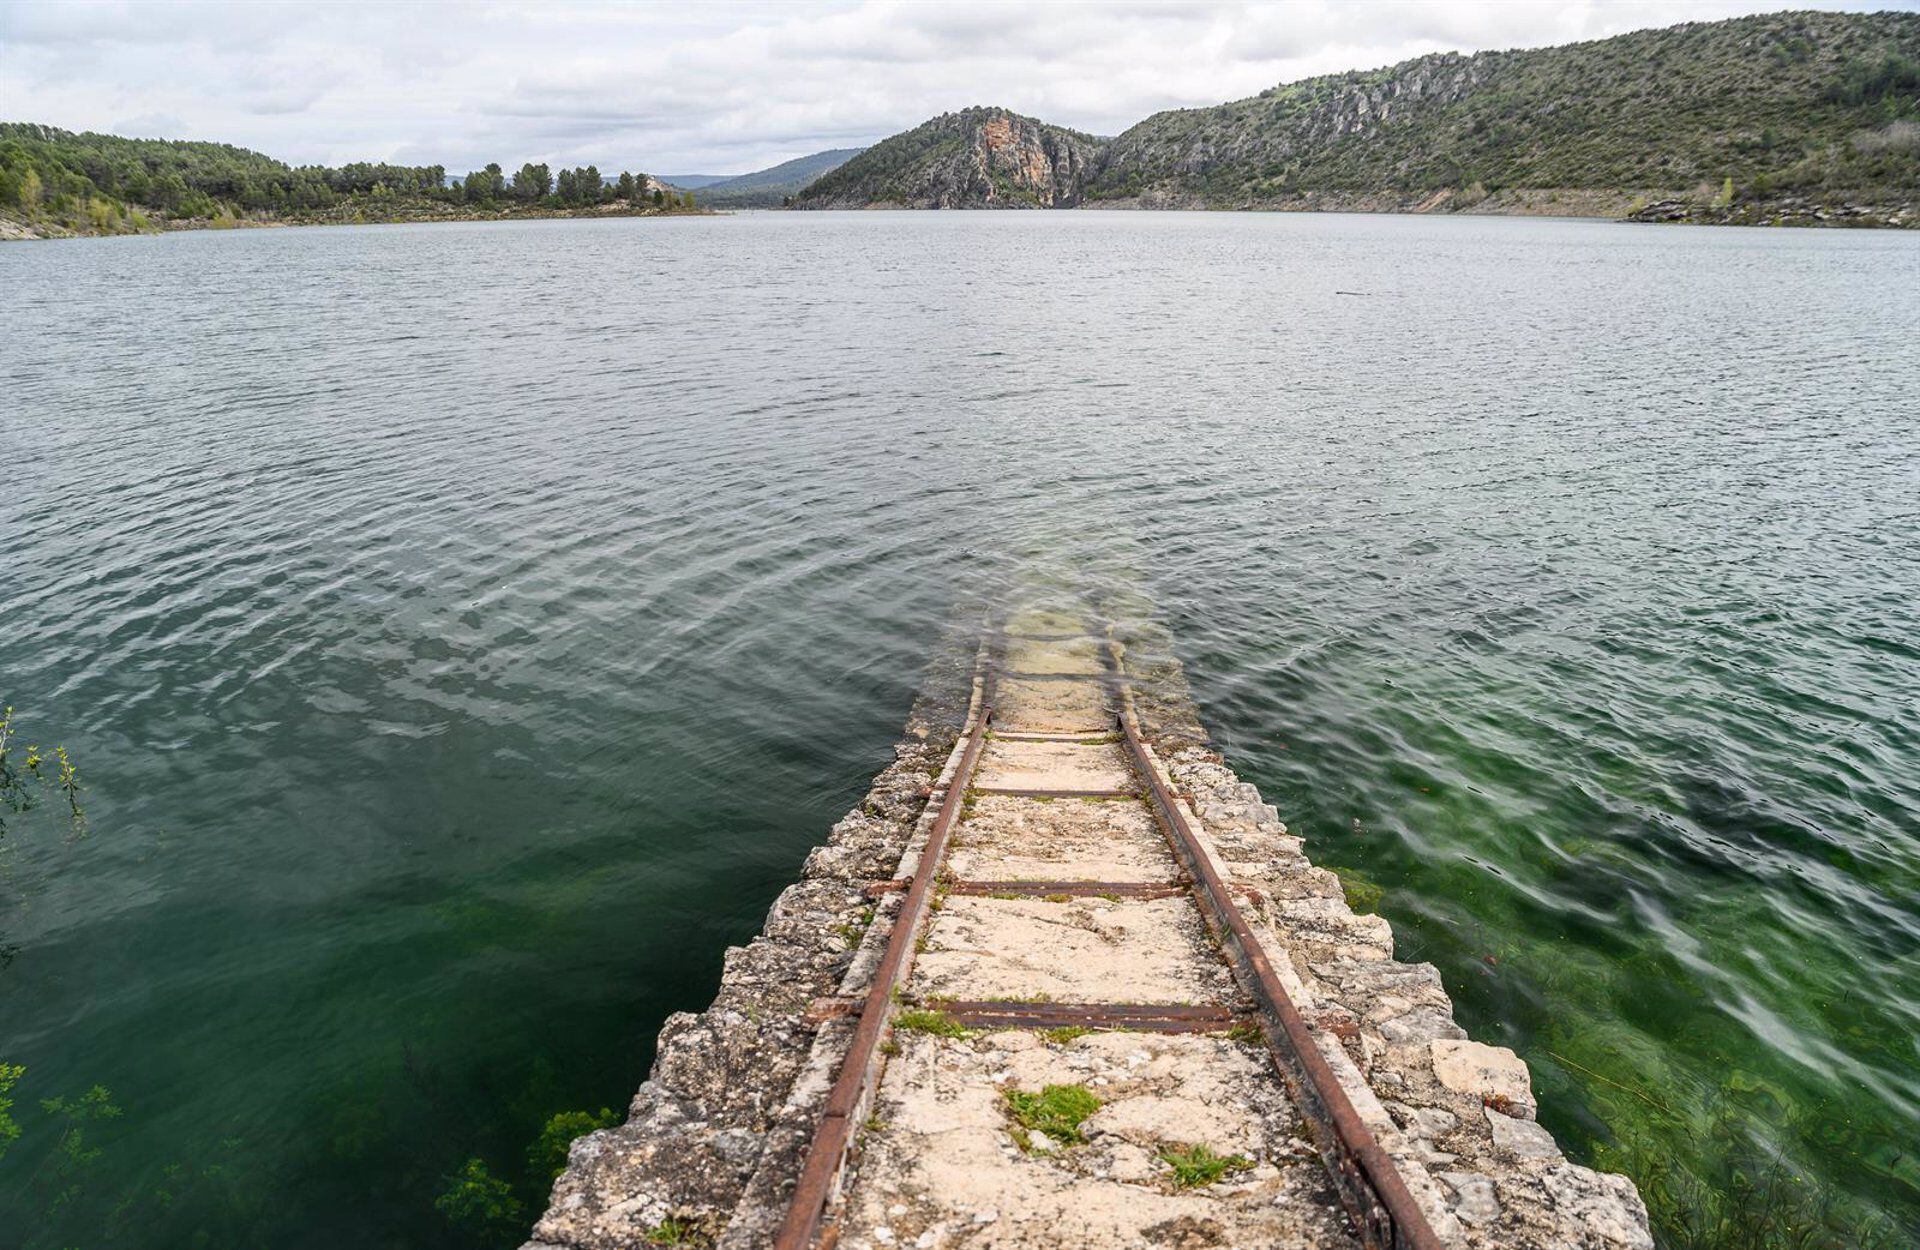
2,213,1917,1247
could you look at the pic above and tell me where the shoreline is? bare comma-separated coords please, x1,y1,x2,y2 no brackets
11,192,1917,242
790,189,1919,229
0,202,718,242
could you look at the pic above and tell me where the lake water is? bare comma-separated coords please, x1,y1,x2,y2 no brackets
2,211,1916,1248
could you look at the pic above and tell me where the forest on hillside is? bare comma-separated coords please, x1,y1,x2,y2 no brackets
0,124,696,237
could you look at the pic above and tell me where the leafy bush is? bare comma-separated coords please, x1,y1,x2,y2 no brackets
527,1106,618,1180
0,1063,23,1162
433,1157,523,1234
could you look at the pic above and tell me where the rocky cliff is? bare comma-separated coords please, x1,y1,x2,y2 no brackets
1087,9,1919,208
1086,52,1488,205
790,107,1104,209
792,11,1920,225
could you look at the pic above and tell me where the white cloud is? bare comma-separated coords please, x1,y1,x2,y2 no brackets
1,0,1910,174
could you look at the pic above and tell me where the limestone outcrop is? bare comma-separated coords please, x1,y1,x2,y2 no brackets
790,107,1103,209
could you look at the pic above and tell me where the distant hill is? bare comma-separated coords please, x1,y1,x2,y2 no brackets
795,110,1102,208
693,148,865,207
793,10,1920,226
657,174,731,189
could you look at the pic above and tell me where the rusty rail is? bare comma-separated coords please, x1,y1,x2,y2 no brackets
865,878,1184,899
771,633,1443,1250
969,786,1141,800
987,732,1118,744
945,879,1186,899
1110,654,1446,1250
932,999,1239,1033
769,683,994,1250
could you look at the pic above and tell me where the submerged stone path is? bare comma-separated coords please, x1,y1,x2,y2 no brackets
826,612,1359,1249
527,605,1654,1250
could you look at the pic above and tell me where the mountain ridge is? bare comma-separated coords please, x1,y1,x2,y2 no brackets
693,148,866,206
792,10,1920,226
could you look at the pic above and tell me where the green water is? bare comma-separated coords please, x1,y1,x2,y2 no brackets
1,212,1916,1247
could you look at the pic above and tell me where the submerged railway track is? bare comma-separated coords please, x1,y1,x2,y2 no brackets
772,614,1442,1250
527,604,1654,1250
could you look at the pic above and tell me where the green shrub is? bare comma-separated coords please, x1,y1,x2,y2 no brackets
0,1063,23,1162
433,1157,522,1233
528,1107,619,1180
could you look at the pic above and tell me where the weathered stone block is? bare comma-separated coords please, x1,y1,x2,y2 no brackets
1432,1039,1536,1118
1377,1007,1469,1046
1484,1107,1559,1159
1435,1170,1503,1226
1546,1164,1657,1250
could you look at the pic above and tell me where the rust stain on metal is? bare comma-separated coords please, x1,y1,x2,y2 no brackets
944,880,1187,899
772,639,1446,1250
803,997,863,1026
1307,1009,1363,1042
1113,687,1447,1250
988,732,1117,744
771,686,995,1250
931,999,1239,1033
968,786,1142,800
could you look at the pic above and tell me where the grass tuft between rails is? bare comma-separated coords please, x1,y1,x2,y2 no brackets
1003,1083,1100,1150
645,1216,699,1245
1159,1143,1254,1189
893,1009,970,1038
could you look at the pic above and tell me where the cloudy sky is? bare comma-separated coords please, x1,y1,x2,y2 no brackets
2,0,1909,176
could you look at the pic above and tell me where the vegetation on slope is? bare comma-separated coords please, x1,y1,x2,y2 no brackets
0,124,697,239
1088,9,1919,216
792,11,1918,224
